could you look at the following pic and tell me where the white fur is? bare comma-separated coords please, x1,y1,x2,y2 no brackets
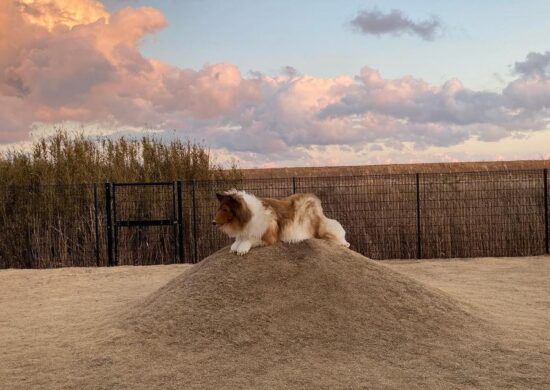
222,191,271,255
280,218,314,243
222,190,350,255
324,218,349,247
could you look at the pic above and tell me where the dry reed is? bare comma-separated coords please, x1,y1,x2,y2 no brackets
1,131,548,268
0,131,240,268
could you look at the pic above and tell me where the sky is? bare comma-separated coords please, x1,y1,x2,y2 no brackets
1,0,550,167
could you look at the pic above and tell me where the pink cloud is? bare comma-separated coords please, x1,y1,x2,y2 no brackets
16,0,109,31
0,95,31,143
160,64,261,119
0,0,260,142
0,0,549,164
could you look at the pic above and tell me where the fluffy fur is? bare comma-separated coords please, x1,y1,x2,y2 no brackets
213,189,350,255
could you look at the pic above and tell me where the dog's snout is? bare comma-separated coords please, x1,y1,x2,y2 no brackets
212,220,217,226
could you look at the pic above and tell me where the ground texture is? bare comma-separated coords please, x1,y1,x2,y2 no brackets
1,240,549,389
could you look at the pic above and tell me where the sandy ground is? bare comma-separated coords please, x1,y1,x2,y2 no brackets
0,265,189,389
0,245,549,389
382,256,550,345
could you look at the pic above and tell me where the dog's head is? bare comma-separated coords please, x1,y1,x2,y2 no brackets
213,191,251,233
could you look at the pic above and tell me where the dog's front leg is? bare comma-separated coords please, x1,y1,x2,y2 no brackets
230,238,241,253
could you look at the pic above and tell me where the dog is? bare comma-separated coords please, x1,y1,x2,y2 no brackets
213,189,350,255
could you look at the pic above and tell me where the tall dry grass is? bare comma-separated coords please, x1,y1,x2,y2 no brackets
0,131,241,268
0,130,240,185
1,132,548,267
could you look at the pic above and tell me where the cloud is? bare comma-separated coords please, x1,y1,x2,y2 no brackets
350,8,441,41
0,95,31,143
319,69,512,127
317,65,550,148
280,66,298,77
205,74,358,153
1,0,550,167
513,51,550,77
15,0,109,30
0,0,259,142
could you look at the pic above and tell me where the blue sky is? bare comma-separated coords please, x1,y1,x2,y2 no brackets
2,0,550,167
106,0,550,90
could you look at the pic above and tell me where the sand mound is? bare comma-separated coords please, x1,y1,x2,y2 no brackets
102,239,547,389
133,240,472,349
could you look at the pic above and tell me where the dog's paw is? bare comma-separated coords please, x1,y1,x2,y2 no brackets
230,241,239,253
235,240,251,255
340,240,350,248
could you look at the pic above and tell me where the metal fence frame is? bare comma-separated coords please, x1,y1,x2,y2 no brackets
1,169,549,268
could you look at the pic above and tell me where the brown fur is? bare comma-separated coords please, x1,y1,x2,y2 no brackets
261,193,324,244
214,191,348,250
261,224,278,245
214,193,251,231
261,197,295,231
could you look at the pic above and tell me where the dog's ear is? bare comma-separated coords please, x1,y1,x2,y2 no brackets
220,190,238,202
232,197,251,222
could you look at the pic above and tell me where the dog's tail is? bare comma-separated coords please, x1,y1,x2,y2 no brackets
319,217,350,247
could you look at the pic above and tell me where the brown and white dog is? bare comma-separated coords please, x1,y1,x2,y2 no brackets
213,189,350,255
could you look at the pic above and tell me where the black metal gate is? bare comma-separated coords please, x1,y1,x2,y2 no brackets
105,182,185,265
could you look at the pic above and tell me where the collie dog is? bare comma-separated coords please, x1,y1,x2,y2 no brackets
213,189,350,255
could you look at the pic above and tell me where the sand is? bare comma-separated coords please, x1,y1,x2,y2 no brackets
1,240,549,389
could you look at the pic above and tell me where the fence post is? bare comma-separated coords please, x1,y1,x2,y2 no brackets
112,183,118,266
170,182,177,264
93,183,100,267
416,173,422,259
544,169,549,254
191,179,198,263
292,177,297,194
177,180,185,263
105,183,113,266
